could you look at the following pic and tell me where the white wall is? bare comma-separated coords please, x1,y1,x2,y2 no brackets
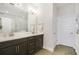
41,3,56,52
53,4,58,45
27,4,57,52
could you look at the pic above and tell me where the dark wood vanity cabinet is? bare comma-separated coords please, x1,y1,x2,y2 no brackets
18,41,28,55
0,40,28,55
0,45,17,55
27,35,43,55
0,34,43,55
27,37,36,54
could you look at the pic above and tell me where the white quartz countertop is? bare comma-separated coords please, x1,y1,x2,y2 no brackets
0,32,43,42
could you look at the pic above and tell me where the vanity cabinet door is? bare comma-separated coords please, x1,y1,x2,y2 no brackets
35,35,43,52
27,37,36,55
18,41,28,55
0,45,17,55
0,35,43,55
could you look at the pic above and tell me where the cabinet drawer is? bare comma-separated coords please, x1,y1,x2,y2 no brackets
28,43,35,50
28,37,35,46
28,39,35,43
28,41,35,48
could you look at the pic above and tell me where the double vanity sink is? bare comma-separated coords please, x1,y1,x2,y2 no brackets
0,32,43,55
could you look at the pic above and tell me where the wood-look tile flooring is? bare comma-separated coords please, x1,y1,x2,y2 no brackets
35,45,77,55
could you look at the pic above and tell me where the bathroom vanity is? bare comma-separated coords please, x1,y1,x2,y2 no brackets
0,34,43,55
0,3,44,55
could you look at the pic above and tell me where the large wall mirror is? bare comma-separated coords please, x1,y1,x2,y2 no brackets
0,3,43,34
0,3,28,33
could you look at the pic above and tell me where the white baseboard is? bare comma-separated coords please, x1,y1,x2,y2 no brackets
43,46,55,52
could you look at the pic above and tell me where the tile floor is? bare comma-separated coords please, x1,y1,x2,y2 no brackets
35,45,77,55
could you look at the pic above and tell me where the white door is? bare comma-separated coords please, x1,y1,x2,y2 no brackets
57,4,76,47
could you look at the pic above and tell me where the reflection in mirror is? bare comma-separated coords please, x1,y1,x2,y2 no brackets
0,3,28,33
0,3,44,35
0,16,28,33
